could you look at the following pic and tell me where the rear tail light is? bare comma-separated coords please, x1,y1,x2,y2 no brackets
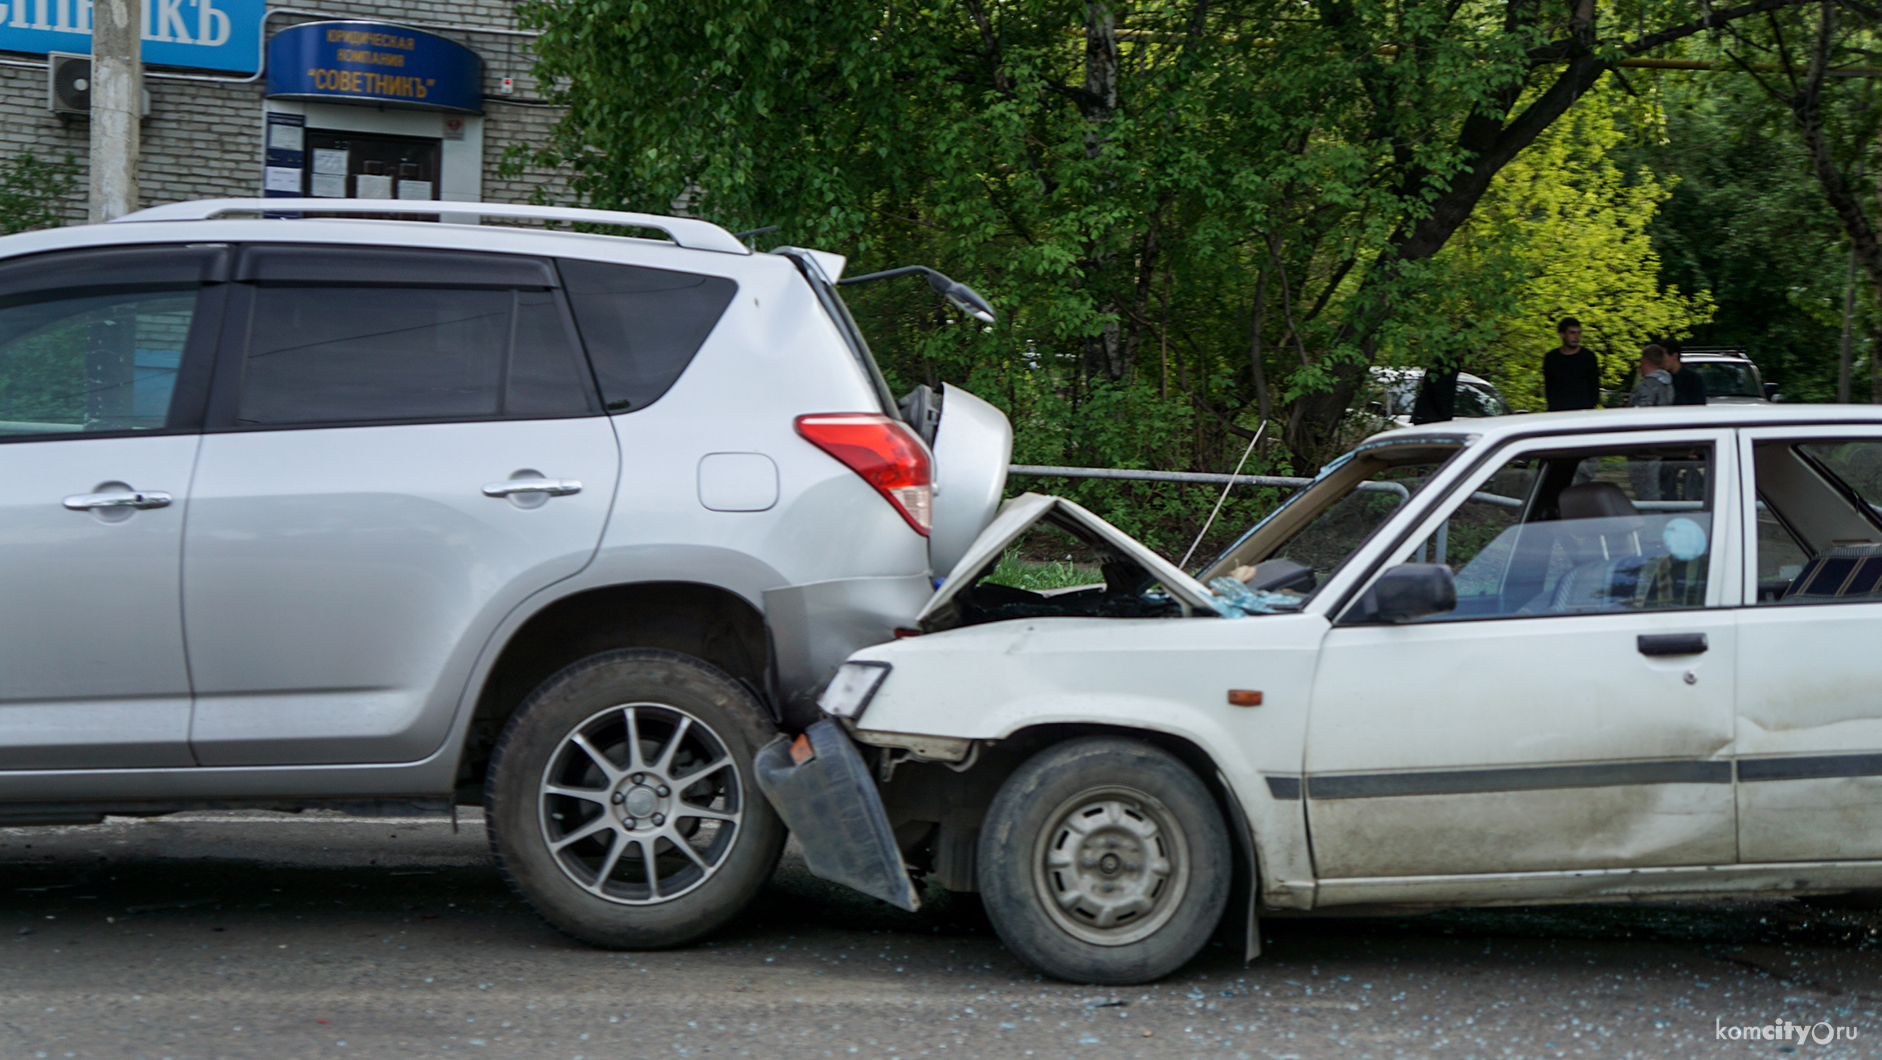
795,413,932,535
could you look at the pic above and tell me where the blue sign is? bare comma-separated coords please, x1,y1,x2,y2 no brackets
265,21,482,115
0,0,264,73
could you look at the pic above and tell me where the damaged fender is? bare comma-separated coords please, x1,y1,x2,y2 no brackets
753,719,921,912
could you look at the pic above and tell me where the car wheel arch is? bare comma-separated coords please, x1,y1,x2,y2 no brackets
454,581,774,802
886,721,1263,947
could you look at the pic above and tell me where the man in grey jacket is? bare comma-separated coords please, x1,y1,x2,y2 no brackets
1628,345,1674,501
1629,345,1674,407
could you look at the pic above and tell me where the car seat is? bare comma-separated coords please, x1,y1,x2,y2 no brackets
1779,543,1882,602
1548,482,1661,612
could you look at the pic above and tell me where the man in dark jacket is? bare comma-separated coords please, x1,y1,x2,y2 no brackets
1660,339,1708,405
1543,317,1601,410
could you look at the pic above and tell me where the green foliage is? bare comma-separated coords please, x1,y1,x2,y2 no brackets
0,152,78,235
517,0,1812,533
1617,53,1881,403
1382,88,1716,411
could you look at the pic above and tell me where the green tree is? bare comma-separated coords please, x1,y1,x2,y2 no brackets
1383,86,1716,411
515,0,1821,549
0,152,78,235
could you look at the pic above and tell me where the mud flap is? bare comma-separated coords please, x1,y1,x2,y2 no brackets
1216,769,1261,962
753,719,921,912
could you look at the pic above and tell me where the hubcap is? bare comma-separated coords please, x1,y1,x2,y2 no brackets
1033,787,1188,947
537,703,744,905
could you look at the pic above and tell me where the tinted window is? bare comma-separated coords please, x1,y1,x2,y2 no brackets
233,248,595,427
0,245,222,438
557,258,736,412
1691,362,1761,397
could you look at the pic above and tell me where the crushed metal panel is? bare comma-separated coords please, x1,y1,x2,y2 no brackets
753,719,920,911
917,493,1218,627
764,575,934,725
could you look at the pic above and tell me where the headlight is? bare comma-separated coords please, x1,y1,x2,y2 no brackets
818,661,892,720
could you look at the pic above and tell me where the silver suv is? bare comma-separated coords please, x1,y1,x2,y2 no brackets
0,198,1011,948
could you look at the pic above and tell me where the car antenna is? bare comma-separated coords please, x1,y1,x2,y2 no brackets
733,224,779,247
1179,419,1266,572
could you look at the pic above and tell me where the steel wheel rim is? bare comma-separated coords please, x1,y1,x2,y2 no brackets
537,702,744,905
1031,785,1188,947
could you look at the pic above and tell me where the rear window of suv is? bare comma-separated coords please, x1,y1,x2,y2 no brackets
230,245,599,427
556,258,737,413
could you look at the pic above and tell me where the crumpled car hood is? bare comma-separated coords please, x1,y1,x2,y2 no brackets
916,492,1220,627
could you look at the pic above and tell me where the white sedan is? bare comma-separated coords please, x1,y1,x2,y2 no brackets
758,405,1882,984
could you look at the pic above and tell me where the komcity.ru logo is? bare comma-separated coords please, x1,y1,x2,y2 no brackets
1717,1018,1860,1045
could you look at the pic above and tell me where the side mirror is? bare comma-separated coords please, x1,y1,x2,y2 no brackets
1764,382,1780,401
1358,563,1456,623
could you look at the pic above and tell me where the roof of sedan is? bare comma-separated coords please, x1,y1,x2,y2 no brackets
1365,404,1882,448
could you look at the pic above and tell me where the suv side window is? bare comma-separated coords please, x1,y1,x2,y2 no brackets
227,246,597,427
0,245,224,439
556,258,737,413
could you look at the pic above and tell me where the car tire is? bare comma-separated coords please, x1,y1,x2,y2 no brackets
976,736,1230,984
485,648,786,949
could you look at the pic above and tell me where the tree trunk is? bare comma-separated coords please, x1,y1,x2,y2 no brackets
1079,1,1127,383
1789,0,1882,358
1249,268,1271,451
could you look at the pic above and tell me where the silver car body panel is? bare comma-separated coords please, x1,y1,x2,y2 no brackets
765,574,938,716
0,208,1012,808
183,416,622,766
926,384,1014,576
0,434,201,770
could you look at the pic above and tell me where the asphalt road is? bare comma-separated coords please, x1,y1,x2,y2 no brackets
2,811,1879,1060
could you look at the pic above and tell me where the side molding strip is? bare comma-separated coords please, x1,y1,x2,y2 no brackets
1739,753,1882,782
1308,759,1732,800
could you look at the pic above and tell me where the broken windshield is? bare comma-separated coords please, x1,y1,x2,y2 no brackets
1199,440,1468,605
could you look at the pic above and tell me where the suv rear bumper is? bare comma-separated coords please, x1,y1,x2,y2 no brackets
765,573,934,729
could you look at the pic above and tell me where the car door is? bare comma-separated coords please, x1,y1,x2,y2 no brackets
182,244,619,766
1305,429,1741,884
0,244,226,769
1733,426,1882,862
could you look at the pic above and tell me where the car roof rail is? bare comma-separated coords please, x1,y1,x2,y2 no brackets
110,198,752,256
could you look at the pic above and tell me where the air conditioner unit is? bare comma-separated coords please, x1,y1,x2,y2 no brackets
47,52,90,116
46,53,150,118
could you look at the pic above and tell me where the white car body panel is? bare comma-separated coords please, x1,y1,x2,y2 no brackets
851,612,1329,909
842,406,1882,916
920,493,1218,623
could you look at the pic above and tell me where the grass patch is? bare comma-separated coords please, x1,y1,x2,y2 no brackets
985,550,1102,591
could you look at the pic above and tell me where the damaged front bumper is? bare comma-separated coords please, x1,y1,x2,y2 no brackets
752,718,923,912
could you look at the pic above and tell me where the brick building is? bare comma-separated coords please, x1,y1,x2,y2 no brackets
0,0,571,223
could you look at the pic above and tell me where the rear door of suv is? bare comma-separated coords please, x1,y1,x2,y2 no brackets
182,244,620,766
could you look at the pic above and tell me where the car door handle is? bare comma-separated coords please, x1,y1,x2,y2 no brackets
482,479,582,498
1638,632,1708,656
63,490,173,511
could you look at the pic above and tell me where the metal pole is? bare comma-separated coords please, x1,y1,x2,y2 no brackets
87,0,142,223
